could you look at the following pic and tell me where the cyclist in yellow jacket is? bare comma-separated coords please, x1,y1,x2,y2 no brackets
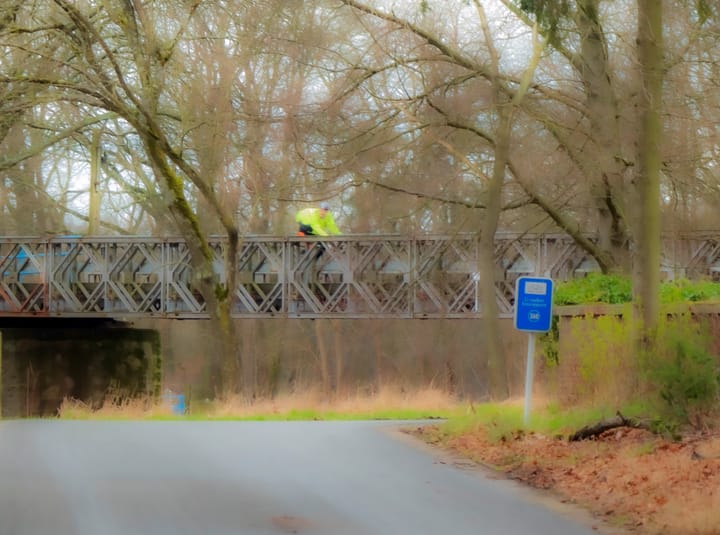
295,202,341,236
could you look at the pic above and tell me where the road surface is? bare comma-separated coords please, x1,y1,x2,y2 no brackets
0,420,609,535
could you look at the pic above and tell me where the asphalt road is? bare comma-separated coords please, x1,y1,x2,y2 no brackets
0,420,606,535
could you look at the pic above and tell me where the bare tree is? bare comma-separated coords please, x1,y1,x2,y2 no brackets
473,2,546,398
1,0,718,401
0,1,243,393
320,0,548,397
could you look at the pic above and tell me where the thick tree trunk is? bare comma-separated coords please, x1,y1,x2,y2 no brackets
145,137,240,398
635,0,663,333
577,0,629,269
480,110,511,400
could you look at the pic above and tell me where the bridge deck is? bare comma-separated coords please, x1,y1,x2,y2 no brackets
0,233,715,319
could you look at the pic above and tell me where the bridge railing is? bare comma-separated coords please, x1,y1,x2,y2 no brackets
0,233,716,319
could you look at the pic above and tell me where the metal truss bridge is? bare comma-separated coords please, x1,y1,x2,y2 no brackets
0,233,717,320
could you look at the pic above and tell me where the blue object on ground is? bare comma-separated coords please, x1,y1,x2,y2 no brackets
162,392,186,415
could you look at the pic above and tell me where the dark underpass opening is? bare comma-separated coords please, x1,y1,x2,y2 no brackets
0,318,161,418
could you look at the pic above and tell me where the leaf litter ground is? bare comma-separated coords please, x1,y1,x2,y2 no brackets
412,425,720,535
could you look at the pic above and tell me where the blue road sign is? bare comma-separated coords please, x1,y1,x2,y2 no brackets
514,276,554,332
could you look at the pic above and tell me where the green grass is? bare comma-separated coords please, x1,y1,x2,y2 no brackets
57,389,467,421
57,394,652,430
434,401,651,442
57,407,462,421
181,407,461,421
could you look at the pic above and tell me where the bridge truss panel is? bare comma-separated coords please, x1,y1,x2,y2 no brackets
349,237,413,317
413,236,479,317
233,238,286,316
682,233,720,281
0,240,49,314
285,236,414,318
163,240,205,316
0,233,716,319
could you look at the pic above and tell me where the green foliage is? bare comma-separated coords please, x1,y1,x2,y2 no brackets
214,283,229,300
659,278,720,303
546,275,720,427
569,313,635,404
539,315,559,367
517,0,571,46
554,273,632,305
439,402,635,440
641,315,720,428
554,274,720,306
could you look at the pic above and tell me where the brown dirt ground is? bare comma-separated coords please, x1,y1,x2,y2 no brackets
412,424,720,535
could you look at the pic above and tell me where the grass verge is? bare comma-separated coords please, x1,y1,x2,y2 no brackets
57,388,467,421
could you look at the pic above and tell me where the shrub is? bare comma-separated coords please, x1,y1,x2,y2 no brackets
641,315,720,429
659,278,720,303
554,273,632,305
554,274,720,306
548,274,720,425
567,312,635,405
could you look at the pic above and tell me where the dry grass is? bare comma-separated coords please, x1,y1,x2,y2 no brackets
653,489,720,535
203,387,461,419
58,395,177,419
57,387,463,420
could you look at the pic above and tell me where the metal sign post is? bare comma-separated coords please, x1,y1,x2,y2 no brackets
513,276,554,426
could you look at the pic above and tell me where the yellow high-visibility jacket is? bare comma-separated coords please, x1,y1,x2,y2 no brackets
295,208,341,236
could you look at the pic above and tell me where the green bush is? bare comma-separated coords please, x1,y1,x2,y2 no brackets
564,312,636,405
659,278,720,303
641,315,720,428
548,274,720,428
539,315,559,367
554,274,720,305
554,273,632,305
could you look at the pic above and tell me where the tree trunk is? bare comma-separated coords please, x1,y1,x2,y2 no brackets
577,0,629,267
635,0,663,334
88,129,101,235
315,320,333,398
479,110,511,400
